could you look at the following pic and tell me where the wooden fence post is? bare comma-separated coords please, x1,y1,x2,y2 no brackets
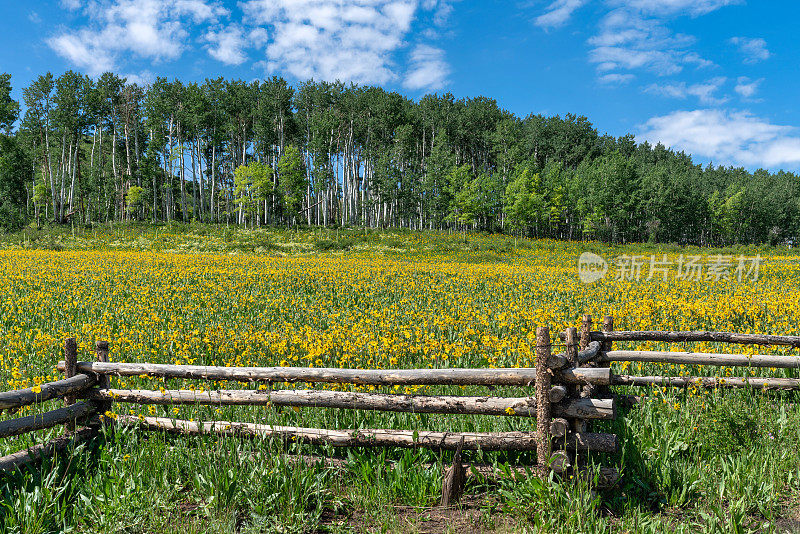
579,315,592,351
95,341,112,419
63,338,77,431
535,326,552,471
600,317,613,397
565,327,579,393
602,316,614,352
565,327,586,434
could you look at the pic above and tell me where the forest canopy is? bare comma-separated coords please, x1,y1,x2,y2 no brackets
0,70,798,246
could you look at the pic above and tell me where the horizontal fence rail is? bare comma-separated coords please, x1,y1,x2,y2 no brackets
0,375,96,411
612,374,800,389
0,402,97,439
562,330,800,348
57,361,612,386
116,415,617,452
0,427,96,473
576,341,601,365
602,350,800,368
84,389,616,420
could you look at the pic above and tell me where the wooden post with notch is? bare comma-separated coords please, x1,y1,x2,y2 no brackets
95,341,112,420
440,436,466,506
535,326,552,471
63,338,78,431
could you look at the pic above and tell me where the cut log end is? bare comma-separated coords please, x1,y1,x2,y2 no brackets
548,385,568,404
549,450,571,473
550,418,569,438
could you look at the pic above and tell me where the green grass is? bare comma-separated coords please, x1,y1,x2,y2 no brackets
0,223,799,533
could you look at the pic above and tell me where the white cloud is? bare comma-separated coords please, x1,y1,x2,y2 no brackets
404,44,449,90
48,32,117,75
588,10,707,76
422,0,455,27
249,27,269,48
203,24,248,65
535,0,737,29
535,0,588,29
50,0,451,87
123,70,156,86
241,0,439,86
645,77,727,104
537,1,733,82
48,0,228,75
28,11,42,24
615,0,741,17
734,76,762,99
598,73,635,84
729,37,770,64
638,109,800,169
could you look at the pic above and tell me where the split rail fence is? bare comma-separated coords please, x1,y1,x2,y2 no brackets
2,316,800,504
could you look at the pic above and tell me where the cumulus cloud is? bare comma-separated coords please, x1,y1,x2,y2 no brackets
734,76,763,99
729,37,770,64
404,44,450,90
203,24,249,65
638,109,800,169
535,0,588,29
587,8,713,77
536,1,735,82
241,0,444,87
47,0,228,75
49,0,452,88
645,77,727,104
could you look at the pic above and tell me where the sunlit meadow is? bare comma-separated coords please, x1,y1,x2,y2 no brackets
1,225,800,533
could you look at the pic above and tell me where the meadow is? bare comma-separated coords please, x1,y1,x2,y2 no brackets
1,224,800,533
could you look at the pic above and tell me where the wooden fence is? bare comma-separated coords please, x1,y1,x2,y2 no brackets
2,315,800,504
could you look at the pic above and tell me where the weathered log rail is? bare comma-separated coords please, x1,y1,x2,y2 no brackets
55,361,611,386
602,350,800,368
0,402,97,440
5,317,800,500
115,415,618,453
612,375,800,389
572,330,800,348
83,388,616,419
4,329,621,502
0,339,102,472
0,374,96,411
558,321,800,390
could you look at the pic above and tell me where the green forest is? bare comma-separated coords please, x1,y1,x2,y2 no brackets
0,71,797,245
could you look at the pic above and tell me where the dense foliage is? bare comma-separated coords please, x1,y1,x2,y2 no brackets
1,71,799,245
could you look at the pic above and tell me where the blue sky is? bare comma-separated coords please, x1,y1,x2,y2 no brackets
2,0,799,171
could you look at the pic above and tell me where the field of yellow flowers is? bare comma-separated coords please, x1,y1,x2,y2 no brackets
1,225,800,533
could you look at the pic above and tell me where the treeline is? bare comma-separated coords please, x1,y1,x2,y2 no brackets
0,71,798,245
